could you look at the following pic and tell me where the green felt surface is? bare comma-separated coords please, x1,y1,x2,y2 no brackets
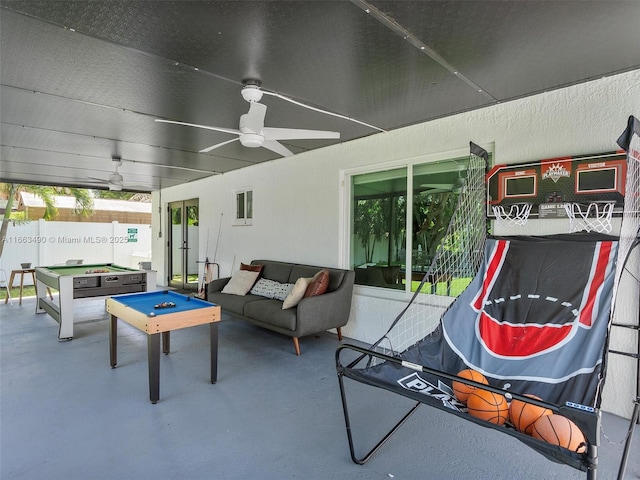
41,264,137,276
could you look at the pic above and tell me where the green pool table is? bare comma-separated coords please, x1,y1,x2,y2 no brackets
36,263,156,341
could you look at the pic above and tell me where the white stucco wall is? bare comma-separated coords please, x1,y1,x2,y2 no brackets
152,69,640,418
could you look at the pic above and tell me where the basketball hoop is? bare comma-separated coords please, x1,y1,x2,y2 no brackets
564,202,615,234
492,203,533,227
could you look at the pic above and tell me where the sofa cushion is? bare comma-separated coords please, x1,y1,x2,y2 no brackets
282,276,311,309
244,299,297,331
304,269,329,297
290,265,346,292
221,270,260,296
273,282,295,301
252,260,293,284
208,292,263,315
241,262,263,273
250,278,279,298
289,265,320,284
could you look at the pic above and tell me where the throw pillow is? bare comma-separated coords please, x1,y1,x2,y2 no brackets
250,278,279,298
304,269,330,297
241,262,263,273
282,277,312,309
221,270,260,296
273,282,295,301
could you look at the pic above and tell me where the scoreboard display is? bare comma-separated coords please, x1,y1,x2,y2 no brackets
486,151,627,218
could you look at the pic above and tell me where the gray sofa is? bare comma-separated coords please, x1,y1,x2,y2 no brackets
207,260,355,355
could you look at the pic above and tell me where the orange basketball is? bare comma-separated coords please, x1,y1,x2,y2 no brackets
531,414,587,453
466,389,509,425
452,369,488,403
509,394,553,434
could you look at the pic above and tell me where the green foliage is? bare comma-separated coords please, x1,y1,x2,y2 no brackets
93,190,151,201
1,285,36,301
353,195,406,265
354,198,387,263
171,205,198,226
353,190,457,269
186,205,199,226
0,183,94,259
412,191,457,264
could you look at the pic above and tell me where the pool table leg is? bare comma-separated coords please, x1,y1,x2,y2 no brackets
210,322,218,384
162,331,170,355
109,315,117,368
58,276,75,340
148,333,161,404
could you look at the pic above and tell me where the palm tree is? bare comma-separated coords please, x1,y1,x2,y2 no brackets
0,183,94,259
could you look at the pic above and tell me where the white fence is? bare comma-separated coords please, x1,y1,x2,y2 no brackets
0,220,152,285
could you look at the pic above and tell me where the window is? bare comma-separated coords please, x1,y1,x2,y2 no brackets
234,189,253,226
351,167,407,290
349,155,469,293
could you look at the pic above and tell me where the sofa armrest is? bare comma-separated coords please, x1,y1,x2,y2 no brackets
207,277,231,295
295,270,355,337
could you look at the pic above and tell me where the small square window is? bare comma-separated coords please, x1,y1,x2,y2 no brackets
234,188,253,225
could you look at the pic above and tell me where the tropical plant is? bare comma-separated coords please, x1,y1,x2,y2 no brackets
93,190,151,202
0,183,94,259
412,191,457,264
171,204,198,226
354,198,388,264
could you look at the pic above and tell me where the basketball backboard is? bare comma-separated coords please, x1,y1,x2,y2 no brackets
486,151,627,219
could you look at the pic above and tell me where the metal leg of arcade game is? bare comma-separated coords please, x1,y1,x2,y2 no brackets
337,368,421,465
617,396,639,480
615,267,640,480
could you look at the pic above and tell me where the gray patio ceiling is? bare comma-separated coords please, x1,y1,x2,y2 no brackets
1,1,639,192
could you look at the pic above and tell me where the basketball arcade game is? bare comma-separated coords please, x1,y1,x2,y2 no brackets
487,150,627,233
336,120,640,480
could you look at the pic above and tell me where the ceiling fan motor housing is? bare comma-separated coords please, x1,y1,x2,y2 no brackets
109,172,124,184
239,133,264,148
241,84,263,103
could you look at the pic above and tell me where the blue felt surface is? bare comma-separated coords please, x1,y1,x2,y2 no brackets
110,290,213,316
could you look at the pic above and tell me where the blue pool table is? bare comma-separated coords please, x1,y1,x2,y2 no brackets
106,290,221,404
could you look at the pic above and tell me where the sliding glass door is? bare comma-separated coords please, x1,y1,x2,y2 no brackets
168,199,199,291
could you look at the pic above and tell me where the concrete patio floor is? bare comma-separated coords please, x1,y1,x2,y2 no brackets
1,296,638,480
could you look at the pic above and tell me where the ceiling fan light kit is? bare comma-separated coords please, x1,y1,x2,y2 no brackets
108,172,123,184
239,133,264,148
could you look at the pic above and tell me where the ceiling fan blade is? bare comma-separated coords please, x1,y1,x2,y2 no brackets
200,137,240,153
242,102,267,133
155,119,240,136
86,178,122,190
87,176,109,184
263,127,340,141
122,183,154,191
262,140,293,157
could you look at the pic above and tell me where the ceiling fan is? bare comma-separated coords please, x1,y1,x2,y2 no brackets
87,157,153,191
155,82,341,157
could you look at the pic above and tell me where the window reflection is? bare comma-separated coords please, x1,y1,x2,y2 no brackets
350,157,469,294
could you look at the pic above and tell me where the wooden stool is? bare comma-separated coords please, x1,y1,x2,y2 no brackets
4,268,52,305
0,269,12,305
